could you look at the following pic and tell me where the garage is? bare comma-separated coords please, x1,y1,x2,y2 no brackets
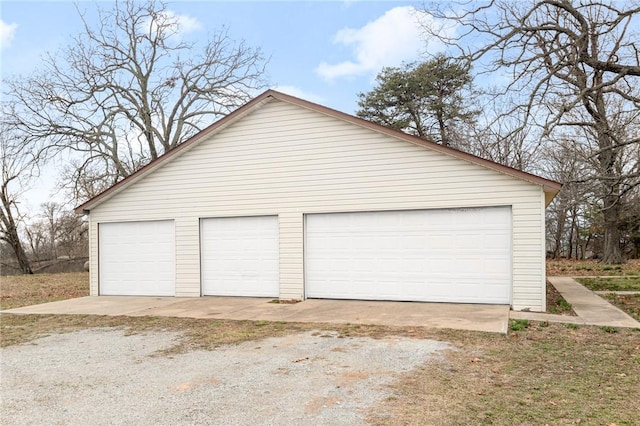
200,216,279,297
98,220,175,296
79,90,561,310
305,207,512,304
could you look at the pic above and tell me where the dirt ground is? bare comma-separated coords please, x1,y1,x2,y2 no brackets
1,328,450,426
2,267,640,425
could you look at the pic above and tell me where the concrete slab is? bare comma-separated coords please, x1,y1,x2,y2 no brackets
509,310,585,325
0,296,190,316
131,297,271,318
547,276,640,328
277,299,509,333
2,296,510,334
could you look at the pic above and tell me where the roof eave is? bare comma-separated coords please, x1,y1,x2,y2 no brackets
74,93,276,215
75,89,563,214
264,90,563,195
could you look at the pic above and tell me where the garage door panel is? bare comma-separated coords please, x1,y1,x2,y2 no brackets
429,210,453,226
306,207,511,304
402,235,428,249
484,259,511,273
201,216,279,297
99,220,175,296
402,258,427,273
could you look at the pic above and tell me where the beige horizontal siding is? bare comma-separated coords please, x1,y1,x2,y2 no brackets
175,218,200,297
279,213,304,300
89,99,547,310
89,222,98,295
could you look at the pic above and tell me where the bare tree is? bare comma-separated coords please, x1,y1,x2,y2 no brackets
620,189,640,258
0,122,37,274
467,102,544,172
423,0,640,263
40,202,63,260
543,138,597,259
24,220,48,262
25,203,88,261
6,0,268,200
55,210,88,259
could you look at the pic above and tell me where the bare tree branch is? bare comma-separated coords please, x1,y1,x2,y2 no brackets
422,0,640,263
4,0,268,202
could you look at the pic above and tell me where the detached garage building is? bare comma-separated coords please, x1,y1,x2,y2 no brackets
76,90,560,312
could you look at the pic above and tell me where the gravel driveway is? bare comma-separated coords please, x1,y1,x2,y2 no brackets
1,329,450,425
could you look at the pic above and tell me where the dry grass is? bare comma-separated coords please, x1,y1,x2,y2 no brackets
548,260,640,320
0,272,89,310
546,259,640,276
576,276,640,292
603,294,640,322
0,313,320,349
4,314,638,425
546,280,576,316
2,271,640,424
368,322,640,426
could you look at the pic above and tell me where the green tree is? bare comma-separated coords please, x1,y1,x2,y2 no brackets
356,55,476,147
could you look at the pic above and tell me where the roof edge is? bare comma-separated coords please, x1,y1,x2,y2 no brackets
76,89,562,214
74,92,276,214
265,90,562,195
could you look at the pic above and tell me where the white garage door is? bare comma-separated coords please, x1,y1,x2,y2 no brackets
305,207,511,304
99,220,175,296
201,216,279,297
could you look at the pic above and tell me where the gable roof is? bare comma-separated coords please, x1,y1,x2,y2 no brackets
75,89,562,214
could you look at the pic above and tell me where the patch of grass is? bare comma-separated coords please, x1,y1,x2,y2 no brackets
576,276,640,292
510,319,529,331
602,265,618,271
546,259,640,276
268,299,301,304
556,299,572,311
546,280,576,315
1,314,124,347
3,271,640,424
367,322,640,426
603,294,640,322
0,272,89,310
600,326,618,334
0,313,313,349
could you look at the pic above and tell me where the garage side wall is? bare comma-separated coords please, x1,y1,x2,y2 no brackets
88,100,547,311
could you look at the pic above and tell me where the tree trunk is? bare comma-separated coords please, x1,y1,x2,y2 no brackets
567,216,574,259
590,70,625,264
571,206,581,260
14,239,33,274
552,207,566,258
601,195,624,264
1,186,33,274
4,225,33,274
436,109,448,146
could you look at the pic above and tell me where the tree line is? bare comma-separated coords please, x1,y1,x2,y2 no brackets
1,0,267,274
0,201,87,274
359,1,640,262
1,0,639,274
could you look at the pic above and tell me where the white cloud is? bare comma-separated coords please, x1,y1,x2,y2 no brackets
142,10,202,39
316,6,450,80
0,19,18,50
272,85,325,104
170,11,202,34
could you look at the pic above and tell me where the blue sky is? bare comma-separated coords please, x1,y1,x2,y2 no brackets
1,0,444,209
1,0,441,114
